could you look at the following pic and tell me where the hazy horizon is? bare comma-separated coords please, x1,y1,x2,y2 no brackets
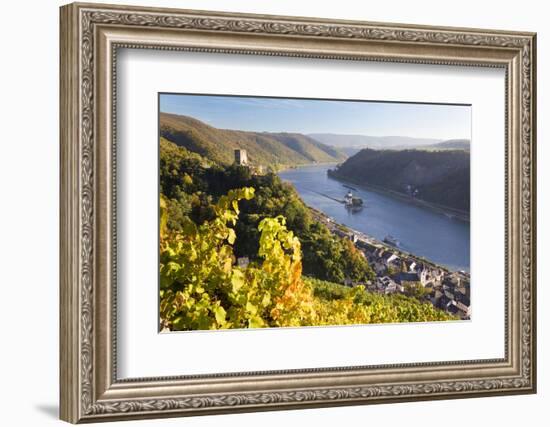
160,93,471,142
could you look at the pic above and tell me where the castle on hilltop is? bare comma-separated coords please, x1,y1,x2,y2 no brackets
234,149,248,166
234,149,265,175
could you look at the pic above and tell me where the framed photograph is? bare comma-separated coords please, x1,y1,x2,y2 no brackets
60,2,537,423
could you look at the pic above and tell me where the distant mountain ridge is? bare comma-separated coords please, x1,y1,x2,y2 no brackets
330,148,470,213
308,133,470,155
160,113,347,167
308,133,442,149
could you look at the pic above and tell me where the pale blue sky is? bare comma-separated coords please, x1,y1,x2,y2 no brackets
160,93,471,141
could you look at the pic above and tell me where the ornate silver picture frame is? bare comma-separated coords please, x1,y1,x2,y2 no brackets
60,2,536,423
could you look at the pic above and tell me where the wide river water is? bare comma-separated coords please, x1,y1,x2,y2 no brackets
278,164,470,272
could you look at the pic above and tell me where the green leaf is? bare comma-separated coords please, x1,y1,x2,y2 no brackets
232,200,240,215
231,271,245,293
246,301,257,315
243,187,255,200
249,315,265,328
261,292,271,307
214,305,227,324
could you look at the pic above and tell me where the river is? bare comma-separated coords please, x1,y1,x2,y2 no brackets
278,164,470,272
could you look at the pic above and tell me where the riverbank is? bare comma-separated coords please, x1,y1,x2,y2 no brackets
308,205,468,276
327,169,470,222
307,206,471,319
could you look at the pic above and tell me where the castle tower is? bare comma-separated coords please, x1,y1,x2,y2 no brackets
234,149,248,165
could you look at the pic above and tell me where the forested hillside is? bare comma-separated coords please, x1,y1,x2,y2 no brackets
160,137,373,284
160,113,346,168
329,148,470,212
